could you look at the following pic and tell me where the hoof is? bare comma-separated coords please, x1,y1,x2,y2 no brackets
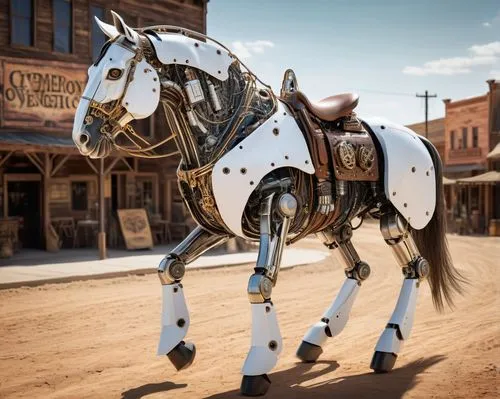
370,351,397,373
296,340,323,363
240,374,271,396
167,341,196,371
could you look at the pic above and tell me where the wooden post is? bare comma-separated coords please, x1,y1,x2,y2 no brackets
98,158,107,259
43,153,58,252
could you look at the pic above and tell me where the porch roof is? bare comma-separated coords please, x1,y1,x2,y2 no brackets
457,170,500,185
0,132,78,153
443,176,456,185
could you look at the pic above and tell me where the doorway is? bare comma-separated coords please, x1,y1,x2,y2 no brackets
7,181,41,248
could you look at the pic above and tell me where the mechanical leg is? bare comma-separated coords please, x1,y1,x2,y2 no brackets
370,212,429,373
157,226,229,370
240,193,297,396
297,224,371,362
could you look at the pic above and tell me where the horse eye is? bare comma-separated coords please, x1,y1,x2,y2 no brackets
107,68,123,80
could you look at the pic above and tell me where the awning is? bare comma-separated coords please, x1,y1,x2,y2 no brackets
443,176,456,185
457,170,500,184
487,143,500,160
0,132,75,147
444,163,486,174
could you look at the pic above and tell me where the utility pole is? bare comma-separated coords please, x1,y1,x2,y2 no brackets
416,90,437,138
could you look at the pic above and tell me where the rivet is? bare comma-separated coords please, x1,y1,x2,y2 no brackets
381,125,386,129
392,191,396,196
271,163,275,167
173,58,177,62
186,59,189,63
285,155,289,160
273,128,279,136
411,166,416,173
274,120,278,123
305,160,309,164
265,306,271,313
109,58,113,61
177,318,186,328
216,49,221,55
222,167,230,174
404,203,408,208
239,145,243,149
240,167,247,174
426,171,430,176
153,77,157,81
125,102,129,106
250,181,254,185
268,340,277,351
194,42,199,47
218,70,221,74
426,211,429,216
283,112,286,116
152,88,156,92
173,287,178,293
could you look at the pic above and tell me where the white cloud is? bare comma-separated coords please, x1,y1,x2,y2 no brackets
482,22,491,27
403,41,500,76
231,40,275,59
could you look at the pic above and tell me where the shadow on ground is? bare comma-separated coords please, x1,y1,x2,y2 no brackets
121,381,187,399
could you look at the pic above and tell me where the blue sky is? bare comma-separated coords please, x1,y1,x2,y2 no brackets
207,0,500,125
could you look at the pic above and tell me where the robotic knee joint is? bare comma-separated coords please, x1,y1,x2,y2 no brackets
380,212,429,280
158,255,186,285
247,273,273,303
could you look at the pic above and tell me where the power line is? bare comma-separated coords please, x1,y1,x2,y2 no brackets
416,90,438,138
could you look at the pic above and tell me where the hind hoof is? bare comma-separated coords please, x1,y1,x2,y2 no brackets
370,351,397,373
167,341,196,371
296,340,323,363
240,374,271,396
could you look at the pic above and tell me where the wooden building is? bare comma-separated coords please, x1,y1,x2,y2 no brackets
406,118,445,161
442,80,500,235
0,0,207,257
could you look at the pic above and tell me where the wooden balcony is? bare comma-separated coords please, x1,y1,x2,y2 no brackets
448,147,482,159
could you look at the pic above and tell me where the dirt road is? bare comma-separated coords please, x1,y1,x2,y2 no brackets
0,222,498,398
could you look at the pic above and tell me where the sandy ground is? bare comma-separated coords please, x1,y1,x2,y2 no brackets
0,222,498,399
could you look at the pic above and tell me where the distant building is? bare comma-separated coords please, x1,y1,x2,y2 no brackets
406,118,445,161
0,1,206,255
442,80,500,235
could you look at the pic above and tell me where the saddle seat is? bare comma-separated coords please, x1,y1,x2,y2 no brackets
291,91,359,122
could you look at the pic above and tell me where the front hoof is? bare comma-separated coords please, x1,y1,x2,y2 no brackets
296,340,323,363
370,351,397,373
167,341,196,371
240,374,271,397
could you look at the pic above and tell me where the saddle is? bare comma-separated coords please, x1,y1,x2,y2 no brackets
280,69,379,182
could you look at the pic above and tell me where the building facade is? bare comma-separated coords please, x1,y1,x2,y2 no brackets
442,80,500,235
406,117,445,161
0,0,206,255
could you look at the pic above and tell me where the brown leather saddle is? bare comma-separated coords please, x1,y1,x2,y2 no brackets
280,69,378,182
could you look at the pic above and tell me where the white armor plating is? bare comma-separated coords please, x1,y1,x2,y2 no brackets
303,278,360,347
146,33,235,81
364,117,436,230
157,283,190,355
121,58,160,119
374,278,419,354
241,303,282,376
212,100,315,237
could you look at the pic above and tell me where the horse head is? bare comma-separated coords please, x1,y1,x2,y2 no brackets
73,11,160,158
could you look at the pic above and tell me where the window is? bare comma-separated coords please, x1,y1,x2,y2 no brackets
53,0,72,53
71,182,88,211
462,127,468,149
130,115,155,139
450,130,455,150
472,127,478,148
90,5,106,61
11,0,34,46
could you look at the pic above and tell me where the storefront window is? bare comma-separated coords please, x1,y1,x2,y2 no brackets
11,0,34,46
53,0,72,53
71,182,88,211
472,127,478,148
90,5,105,61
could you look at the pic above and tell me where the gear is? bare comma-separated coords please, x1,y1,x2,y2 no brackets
337,141,356,170
357,145,375,171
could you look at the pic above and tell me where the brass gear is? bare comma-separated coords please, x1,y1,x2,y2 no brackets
337,141,356,170
357,145,375,171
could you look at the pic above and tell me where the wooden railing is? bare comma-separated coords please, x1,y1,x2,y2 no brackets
448,147,482,159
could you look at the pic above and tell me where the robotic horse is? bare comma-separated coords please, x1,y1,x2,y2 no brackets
72,12,464,396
